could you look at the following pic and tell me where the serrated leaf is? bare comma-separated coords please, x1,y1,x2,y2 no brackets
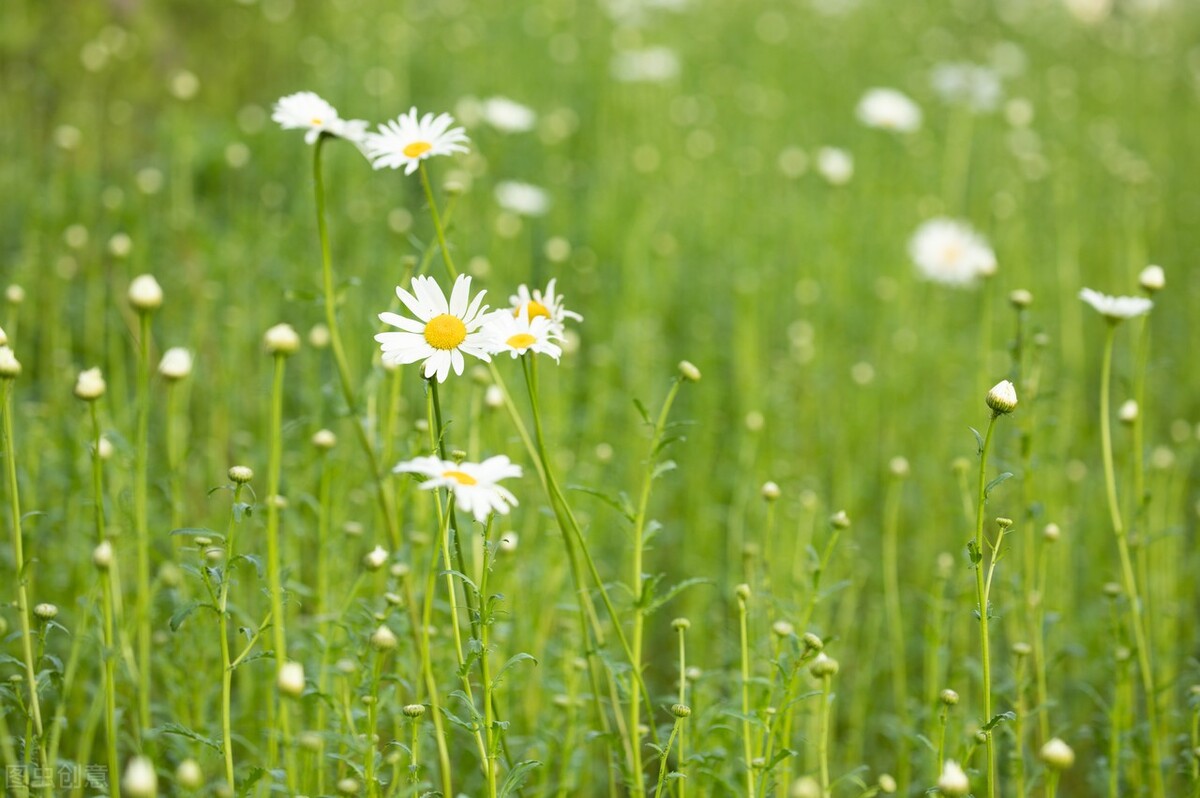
985,472,1014,497
651,459,677,480
491,652,538,690
170,527,225,542
969,426,984,454
236,767,267,798
169,601,203,632
644,577,711,616
632,398,651,424
568,484,635,521
499,760,542,798
981,711,1016,732
159,721,222,752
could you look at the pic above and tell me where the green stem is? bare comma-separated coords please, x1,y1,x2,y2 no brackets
974,413,999,798
818,674,833,798
2,381,45,757
480,525,499,798
419,161,457,280
90,401,121,798
313,134,400,551
738,589,757,798
1098,324,1165,798
653,719,685,798
418,510,455,798
881,475,910,794
218,483,245,790
134,310,153,737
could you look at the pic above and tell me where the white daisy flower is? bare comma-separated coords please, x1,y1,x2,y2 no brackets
482,97,537,133
364,107,470,175
509,278,583,337
375,274,492,382
855,88,923,133
494,181,550,217
486,306,563,362
908,218,997,287
394,454,522,523
610,47,681,83
816,147,854,185
272,92,368,144
1079,288,1153,322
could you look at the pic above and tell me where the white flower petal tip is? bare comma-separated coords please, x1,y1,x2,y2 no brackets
1079,287,1153,322
393,454,522,523
272,91,367,144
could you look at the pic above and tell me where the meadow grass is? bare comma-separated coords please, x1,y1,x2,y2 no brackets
1,0,1199,796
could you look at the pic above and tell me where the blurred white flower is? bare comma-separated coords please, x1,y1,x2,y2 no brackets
494,181,550,216
931,62,1003,113
937,760,969,796
272,92,367,144
1079,288,1153,322
158,347,193,380
376,274,492,382
486,306,563,362
1063,0,1112,24
482,97,537,133
1138,264,1164,293
908,218,997,287
611,47,681,83
394,454,522,523
856,88,922,133
816,147,854,185
365,108,469,175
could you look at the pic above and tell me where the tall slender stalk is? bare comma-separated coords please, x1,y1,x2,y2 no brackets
133,310,153,737
973,413,999,798
2,378,46,769
217,476,249,790
1097,324,1165,798
880,469,911,794
737,585,757,798
89,400,121,798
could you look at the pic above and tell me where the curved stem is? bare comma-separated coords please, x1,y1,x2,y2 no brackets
419,162,457,280
974,413,999,798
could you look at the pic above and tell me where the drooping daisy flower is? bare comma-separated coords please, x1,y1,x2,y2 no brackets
494,181,550,217
509,278,583,337
376,274,492,382
364,108,469,175
1079,288,1153,322
908,218,997,287
394,454,522,523
855,88,923,133
486,305,563,362
272,92,368,144
481,97,537,133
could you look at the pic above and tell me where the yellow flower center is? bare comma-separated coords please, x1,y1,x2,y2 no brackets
311,117,323,125
424,314,467,350
441,470,477,486
515,300,551,320
942,243,962,263
506,333,537,350
403,141,433,158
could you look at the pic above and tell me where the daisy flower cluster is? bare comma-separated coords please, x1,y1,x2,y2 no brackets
375,274,580,382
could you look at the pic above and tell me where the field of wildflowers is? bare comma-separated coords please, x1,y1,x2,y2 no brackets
1,0,1198,796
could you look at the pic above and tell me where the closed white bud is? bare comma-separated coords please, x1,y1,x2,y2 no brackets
363,546,389,571
761,481,781,501
986,379,1018,414
278,661,306,697
937,760,969,796
128,274,164,311
1009,288,1033,308
5,285,24,305
484,384,504,408
677,360,701,382
1040,738,1074,770
499,532,518,552
312,429,337,449
0,346,20,378
878,773,897,793
810,652,839,677
830,510,850,529
75,367,107,400
94,540,114,570
371,624,398,651
790,776,821,798
175,758,203,789
158,347,193,380
1138,264,1164,293
888,456,910,478
33,603,59,621
228,465,254,484
1118,400,1138,425
1043,522,1061,542
108,233,133,258
123,755,158,798
264,323,301,355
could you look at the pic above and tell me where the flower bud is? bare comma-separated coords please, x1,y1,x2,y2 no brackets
1012,641,1032,657
308,324,331,348
735,583,751,601
1118,400,1138,425
123,755,159,798
677,360,701,382
94,540,114,570
74,367,107,400
175,758,203,790
312,429,337,450
878,773,897,793
403,703,426,718
0,346,21,378
810,652,839,677
5,285,24,305
498,532,519,552
671,703,692,718
1039,737,1075,770
671,617,691,631
986,380,1018,414
128,274,164,311
158,348,193,380
278,661,305,698
940,688,959,706
264,323,301,355
1138,264,1164,294
772,620,795,637
996,517,1014,529
802,632,823,651
888,456,910,478
371,624,398,651
33,603,59,621
790,776,821,798
937,760,969,796
0,326,6,346
1009,289,1032,309
761,481,781,501
830,510,850,529
485,384,504,408
228,465,253,484
336,777,361,795
364,546,388,571
1043,523,1061,542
